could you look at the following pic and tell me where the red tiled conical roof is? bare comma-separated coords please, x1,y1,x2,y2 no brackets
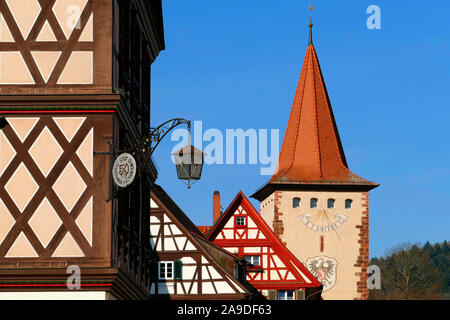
269,28,377,187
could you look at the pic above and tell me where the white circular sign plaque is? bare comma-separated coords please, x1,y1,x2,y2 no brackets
112,153,137,188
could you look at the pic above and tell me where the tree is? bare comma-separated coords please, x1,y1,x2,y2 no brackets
442,241,449,254
371,243,442,300
428,241,450,297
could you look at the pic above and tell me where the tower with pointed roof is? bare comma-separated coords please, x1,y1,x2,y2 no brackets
251,20,378,300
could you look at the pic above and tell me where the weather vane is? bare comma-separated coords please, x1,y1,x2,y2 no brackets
308,1,315,45
308,1,315,17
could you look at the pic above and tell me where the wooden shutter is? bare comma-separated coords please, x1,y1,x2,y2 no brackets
296,289,306,300
174,260,183,280
268,290,277,300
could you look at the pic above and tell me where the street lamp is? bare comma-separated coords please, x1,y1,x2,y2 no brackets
172,145,205,189
147,118,205,188
105,118,204,198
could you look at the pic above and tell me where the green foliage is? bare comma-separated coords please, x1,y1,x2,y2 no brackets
369,241,449,300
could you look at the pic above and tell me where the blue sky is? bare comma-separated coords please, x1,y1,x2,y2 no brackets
151,0,450,258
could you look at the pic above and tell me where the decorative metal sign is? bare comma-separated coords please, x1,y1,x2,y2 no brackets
112,153,137,188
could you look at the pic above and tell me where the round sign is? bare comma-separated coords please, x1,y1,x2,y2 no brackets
112,153,137,188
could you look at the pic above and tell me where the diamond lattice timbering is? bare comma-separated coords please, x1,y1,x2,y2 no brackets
29,126,63,177
5,232,38,257
0,116,94,258
52,232,84,257
52,0,88,40
53,117,86,142
4,0,41,40
31,51,62,83
6,118,39,142
4,163,39,213
28,198,62,248
0,0,94,85
53,161,87,212
36,20,56,41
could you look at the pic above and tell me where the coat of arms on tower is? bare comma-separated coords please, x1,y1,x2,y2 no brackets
306,256,338,291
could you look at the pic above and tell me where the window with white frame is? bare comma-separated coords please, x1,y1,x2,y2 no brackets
236,216,246,226
278,290,294,300
310,198,318,208
158,261,174,280
244,255,261,267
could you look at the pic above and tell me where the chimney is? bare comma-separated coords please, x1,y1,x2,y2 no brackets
213,191,221,224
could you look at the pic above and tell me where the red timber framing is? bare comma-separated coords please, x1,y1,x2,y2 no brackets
150,184,263,300
206,192,322,300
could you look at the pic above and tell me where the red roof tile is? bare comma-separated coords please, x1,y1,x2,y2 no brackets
270,40,377,187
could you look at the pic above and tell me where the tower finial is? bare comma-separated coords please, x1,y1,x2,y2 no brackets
308,1,315,45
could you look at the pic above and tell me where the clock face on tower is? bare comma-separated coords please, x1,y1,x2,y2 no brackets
298,209,348,233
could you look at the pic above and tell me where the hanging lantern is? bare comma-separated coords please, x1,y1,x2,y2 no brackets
172,145,205,188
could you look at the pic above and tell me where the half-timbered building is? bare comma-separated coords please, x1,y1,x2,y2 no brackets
204,191,322,300
0,0,165,299
150,184,263,300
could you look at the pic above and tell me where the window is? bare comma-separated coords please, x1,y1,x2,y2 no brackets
345,199,353,209
327,199,335,209
278,290,294,300
235,216,246,227
244,255,261,267
310,198,318,208
159,261,174,280
159,261,183,280
293,198,301,208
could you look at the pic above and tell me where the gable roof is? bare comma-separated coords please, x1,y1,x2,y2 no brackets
150,184,264,299
151,184,205,238
207,191,322,288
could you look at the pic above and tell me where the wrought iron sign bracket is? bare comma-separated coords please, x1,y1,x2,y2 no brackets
96,119,192,202
147,118,191,155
